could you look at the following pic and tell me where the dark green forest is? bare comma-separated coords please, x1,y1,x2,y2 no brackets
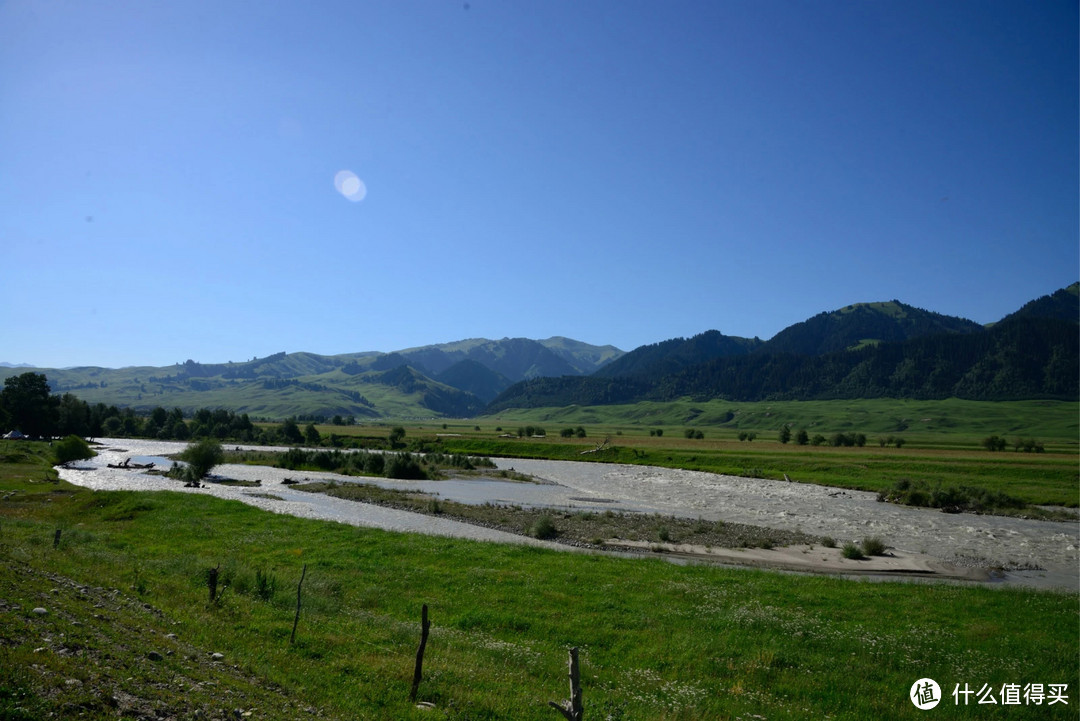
487,314,1079,411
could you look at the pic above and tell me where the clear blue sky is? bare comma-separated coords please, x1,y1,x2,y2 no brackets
2,0,1076,369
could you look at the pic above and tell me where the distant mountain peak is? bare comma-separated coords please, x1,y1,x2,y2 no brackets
761,300,984,356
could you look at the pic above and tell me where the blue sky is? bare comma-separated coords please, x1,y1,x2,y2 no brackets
2,0,1076,369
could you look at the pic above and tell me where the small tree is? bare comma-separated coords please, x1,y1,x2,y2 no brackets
304,423,321,446
388,426,406,448
280,419,303,444
778,426,791,444
178,438,224,481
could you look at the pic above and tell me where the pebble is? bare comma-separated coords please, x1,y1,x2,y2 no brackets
148,651,164,662
31,607,48,616
211,652,225,661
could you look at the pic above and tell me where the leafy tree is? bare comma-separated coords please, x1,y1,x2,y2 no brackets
178,438,224,480
778,426,792,444
0,372,58,438
280,419,303,444
56,393,91,437
304,423,322,446
388,426,407,448
795,429,809,445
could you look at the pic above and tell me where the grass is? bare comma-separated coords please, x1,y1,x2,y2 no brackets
425,435,1079,507
1,440,1078,719
286,399,1079,508
474,398,1080,445
292,481,812,551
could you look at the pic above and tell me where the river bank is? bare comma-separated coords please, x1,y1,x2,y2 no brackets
57,439,1079,590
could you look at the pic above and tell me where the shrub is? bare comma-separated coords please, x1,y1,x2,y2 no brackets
906,489,930,507
657,526,671,542
861,536,887,556
385,454,427,480
363,453,385,475
178,438,223,480
841,542,865,560
530,515,558,540
821,536,836,548
254,569,277,601
54,435,94,465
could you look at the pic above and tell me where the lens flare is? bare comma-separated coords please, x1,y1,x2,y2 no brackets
334,170,367,202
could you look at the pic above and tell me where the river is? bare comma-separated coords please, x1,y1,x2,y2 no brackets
57,439,1079,590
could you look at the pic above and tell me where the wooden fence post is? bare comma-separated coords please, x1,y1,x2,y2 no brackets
207,564,220,604
409,603,431,702
548,646,583,721
290,564,307,645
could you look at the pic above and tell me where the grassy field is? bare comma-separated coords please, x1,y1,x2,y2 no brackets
1,440,1077,719
477,398,1080,446
299,399,1080,507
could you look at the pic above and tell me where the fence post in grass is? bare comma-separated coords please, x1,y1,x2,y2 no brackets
290,564,307,645
207,564,220,604
53,529,62,549
548,647,583,721
409,603,431,702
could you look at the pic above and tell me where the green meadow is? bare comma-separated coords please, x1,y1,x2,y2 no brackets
1,441,1077,719
304,399,1079,507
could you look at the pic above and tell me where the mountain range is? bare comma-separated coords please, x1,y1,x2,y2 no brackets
2,285,1076,419
489,285,1079,411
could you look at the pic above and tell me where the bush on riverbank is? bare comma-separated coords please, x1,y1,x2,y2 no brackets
877,478,1029,515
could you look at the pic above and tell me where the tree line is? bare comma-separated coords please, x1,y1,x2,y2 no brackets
0,372,341,446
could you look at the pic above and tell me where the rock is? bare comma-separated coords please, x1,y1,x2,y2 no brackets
31,607,48,616
211,652,225,661
148,651,164,662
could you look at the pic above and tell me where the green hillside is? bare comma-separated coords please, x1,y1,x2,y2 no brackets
0,338,622,420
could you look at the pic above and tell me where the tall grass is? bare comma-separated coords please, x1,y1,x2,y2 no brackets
0,441,1076,719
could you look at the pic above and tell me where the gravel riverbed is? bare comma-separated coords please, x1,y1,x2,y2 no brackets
58,440,1079,590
